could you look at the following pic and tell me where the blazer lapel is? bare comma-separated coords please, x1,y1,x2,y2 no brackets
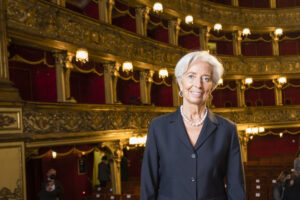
194,109,219,151
168,108,194,151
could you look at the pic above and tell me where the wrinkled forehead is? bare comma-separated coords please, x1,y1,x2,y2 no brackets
185,59,213,74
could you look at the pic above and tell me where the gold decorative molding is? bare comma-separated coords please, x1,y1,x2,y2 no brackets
6,0,185,70
220,56,300,77
21,102,300,135
133,0,300,31
0,108,22,134
0,142,26,200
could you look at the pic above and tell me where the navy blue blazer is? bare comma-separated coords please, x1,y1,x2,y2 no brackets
140,108,245,200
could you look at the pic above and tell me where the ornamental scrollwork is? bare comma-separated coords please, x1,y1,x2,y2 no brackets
0,179,23,200
0,114,16,128
6,0,185,68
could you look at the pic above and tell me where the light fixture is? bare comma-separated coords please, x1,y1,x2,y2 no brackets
159,68,168,79
153,2,163,13
52,151,57,159
246,126,265,135
275,28,283,36
129,136,147,145
245,77,253,85
259,127,265,132
242,28,251,36
214,23,222,31
279,132,283,138
75,48,89,63
218,78,223,86
278,77,287,84
122,61,133,73
185,15,193,24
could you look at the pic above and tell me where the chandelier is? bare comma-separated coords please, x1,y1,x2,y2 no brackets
159,68,168,79
153,2,163,13
122,61,133,73
75,48,89,63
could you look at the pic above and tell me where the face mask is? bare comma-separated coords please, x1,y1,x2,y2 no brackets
50,174,56,180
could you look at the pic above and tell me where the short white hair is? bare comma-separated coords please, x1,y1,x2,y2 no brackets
175,51,224,90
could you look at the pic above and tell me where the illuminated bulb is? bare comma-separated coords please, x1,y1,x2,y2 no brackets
246,128,252,134
75,48,89,63
252,127,258,134
122,61,133,73
153,2,163,13
275,28,283,36
214,23,222,31
52,151,57,159
159,68,168,79
278,77,287,84
250,135,254,140
245,77,253,85
279,132,283,138
129,136,147,145
218,78,223,85
242,28,251,36
259,127,265,133
185,15,193,24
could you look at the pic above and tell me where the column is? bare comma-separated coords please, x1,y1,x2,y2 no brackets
172,75,182,106
50,0,66,7
139,70,153,105
54,51,76,102
199,26,210,51
231,0,239,7
236,80,246,107
273,79,283,105
168,18,181,46
98,0,115,24
232,30,242,56
270,33,279,56
0,0,20,101
270,0,276,8
103,62,119,104
102,141,123,194
135,7,150,36
238,131,248,162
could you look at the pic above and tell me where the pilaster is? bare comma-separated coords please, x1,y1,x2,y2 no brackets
168,18,181,46
232,30,242,56
0,0,20,101
98,0,115,24
139,70,153,105
172,75,181,106
273,79,283,106
135,7,150,36
270,33,279,56
236,80,246,107
199,26,210,51
103,62,119,104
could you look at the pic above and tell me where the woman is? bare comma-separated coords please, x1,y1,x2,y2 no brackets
273,170,290,200
140,51,245,200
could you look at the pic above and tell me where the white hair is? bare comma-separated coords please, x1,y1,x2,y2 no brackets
175,51,224,90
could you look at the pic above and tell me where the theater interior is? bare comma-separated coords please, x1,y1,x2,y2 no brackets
0,0,300,199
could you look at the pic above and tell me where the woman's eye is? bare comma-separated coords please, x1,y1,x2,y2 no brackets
203,77,211,82
188,75,194,78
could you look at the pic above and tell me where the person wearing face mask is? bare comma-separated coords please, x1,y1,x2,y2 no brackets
140,51,245,200
39,168,64,200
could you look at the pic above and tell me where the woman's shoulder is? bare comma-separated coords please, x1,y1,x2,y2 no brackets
150,109,178,126
211,111,236,128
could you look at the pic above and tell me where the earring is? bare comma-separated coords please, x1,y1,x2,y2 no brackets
179,91,183,97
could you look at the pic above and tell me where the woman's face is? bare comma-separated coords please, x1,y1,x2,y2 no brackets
179,60,213,106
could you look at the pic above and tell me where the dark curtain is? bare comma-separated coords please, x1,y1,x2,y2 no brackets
248,131,299,158
70,71,105,104
117,75,141,105
216,41,233,55
244,80,275,106
212,81,237,107
8,45,57,102
283,79,300,105
179,34,200,50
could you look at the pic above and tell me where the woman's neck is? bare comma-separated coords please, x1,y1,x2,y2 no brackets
182,102,207,121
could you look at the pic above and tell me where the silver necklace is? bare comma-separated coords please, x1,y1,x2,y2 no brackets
180,105,207,127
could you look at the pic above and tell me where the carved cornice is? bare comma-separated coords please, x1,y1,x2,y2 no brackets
21,103,300,136
220,56,300,77
134,0,300,31
5,0,300,76
6,0,186,69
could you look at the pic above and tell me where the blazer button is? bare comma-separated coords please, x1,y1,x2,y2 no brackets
191,153,197,158
191,177,196,182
